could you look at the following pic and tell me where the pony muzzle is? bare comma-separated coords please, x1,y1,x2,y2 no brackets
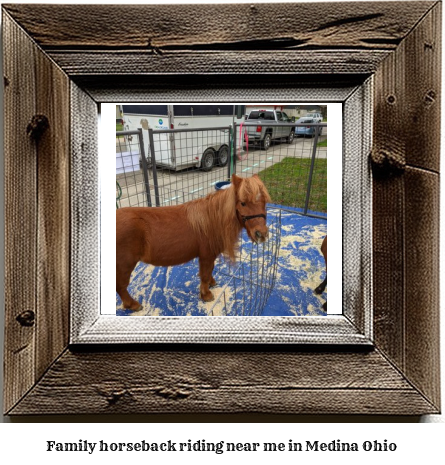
254,228,268,243
237,211,268,243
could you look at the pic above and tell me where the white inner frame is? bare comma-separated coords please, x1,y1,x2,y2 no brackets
71,82,373,345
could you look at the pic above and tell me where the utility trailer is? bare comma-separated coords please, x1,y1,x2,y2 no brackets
121,105,245,171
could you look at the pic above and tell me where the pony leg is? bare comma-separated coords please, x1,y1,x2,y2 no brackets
209,263,217,288
116,262,141,311
199,257,216,302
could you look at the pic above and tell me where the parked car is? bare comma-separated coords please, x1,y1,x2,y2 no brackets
294,118,323,137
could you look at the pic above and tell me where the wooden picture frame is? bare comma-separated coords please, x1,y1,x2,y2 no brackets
2,2,440,415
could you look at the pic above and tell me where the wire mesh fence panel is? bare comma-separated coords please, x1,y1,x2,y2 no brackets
208,208,282,316
116,129,152,208
149,127,232,206
231,121,328,316
234,122,327,218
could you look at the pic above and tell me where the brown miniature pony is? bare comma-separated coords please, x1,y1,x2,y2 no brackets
314,235,327,311
116,174,271,310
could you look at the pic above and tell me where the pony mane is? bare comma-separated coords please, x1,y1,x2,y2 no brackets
185,185,239,260
184,175,270,261
236,174,272,204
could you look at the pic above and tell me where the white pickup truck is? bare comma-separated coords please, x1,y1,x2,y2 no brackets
243,109,295,150
302,112,323,123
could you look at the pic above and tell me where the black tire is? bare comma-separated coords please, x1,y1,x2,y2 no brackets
217,145,229,167
201,148,215,171
287,130,295,144
261,132,272,150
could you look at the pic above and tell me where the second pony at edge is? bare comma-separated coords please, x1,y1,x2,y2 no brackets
116,174,271,310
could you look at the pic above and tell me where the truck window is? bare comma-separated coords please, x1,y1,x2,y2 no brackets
248,110,275,120
248,111,261,119
276,111,283,121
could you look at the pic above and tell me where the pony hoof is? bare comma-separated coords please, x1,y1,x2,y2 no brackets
125,302,142,311
210,281,218,288
201,292,215,302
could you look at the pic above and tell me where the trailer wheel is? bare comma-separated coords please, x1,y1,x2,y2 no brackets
217,145,229,167
201,148,215,171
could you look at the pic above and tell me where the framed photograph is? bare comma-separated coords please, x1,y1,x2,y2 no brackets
3,2,440,415
109,102,337,321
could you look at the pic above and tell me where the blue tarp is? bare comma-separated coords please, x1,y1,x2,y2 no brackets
116,209,327,317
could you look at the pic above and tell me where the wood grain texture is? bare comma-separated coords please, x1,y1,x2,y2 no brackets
371,2,441,411
404,2,441,172
46,50,390,76
3,10,71,412
8,349,437,415
70,83,99,339
35,39,71,382
372,175,405,368
372,39,406,369
342,80,373,336
2,2,435,50
3,12,38,414
74,315,370,346
1,2,434,79
404,168,440,408
78,75,364,103
371,1,441,172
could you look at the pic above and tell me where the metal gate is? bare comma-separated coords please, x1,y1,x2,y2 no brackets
116,128,156,208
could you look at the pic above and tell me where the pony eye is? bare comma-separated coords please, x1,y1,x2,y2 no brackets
241,202,246,206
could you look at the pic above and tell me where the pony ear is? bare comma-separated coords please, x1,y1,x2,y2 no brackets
231,174,243,190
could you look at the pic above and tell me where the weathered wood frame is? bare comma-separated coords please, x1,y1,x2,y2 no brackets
2,2,441,415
